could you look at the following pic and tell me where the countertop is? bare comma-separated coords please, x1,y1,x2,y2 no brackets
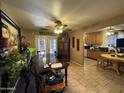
85,49,108,53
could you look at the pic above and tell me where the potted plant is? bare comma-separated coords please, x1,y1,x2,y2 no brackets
1,50,27,88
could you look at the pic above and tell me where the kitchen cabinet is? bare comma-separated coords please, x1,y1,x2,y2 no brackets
85,32,103,45
85,33,95,44
87,49,107,60
95,32,103,44
87,50,97,60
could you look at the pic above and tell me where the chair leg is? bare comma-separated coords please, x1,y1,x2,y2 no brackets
97,58,102,67
97,60,100,67
112,63,121,75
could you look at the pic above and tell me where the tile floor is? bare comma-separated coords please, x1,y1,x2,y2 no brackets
65,58,124,93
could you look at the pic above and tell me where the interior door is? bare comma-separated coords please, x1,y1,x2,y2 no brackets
38,38,46,55
35,35,57,55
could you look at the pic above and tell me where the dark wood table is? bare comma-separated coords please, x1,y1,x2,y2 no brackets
32,54,69,86
52,62,69,86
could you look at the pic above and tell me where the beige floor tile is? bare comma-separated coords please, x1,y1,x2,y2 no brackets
65,58,124,93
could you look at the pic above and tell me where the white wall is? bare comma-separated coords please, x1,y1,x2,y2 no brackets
0,2,18,25
69,31,84,65
101,31,124,47
101,31,108,47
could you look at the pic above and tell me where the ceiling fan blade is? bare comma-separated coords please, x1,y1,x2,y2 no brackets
40,27,49,31
50,16,61,24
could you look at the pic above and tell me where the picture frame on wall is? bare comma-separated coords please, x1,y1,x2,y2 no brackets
0,10,21,51
72,37,75,48
77,39,80,51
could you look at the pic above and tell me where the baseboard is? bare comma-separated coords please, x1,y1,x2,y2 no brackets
70,60,83,66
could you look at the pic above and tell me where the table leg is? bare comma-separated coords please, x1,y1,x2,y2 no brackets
65,67,68,86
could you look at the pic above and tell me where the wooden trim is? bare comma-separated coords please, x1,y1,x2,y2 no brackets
0,9,20,30
0,21,8,28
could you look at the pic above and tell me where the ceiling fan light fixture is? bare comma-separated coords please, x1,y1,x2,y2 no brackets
54,20,68,34
60,25,64,29
59,29,63,33
54,29,58,33
54,29,63,34
106,32,111,35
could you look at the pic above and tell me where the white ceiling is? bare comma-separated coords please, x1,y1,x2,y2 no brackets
1,0,124,30
100,24,124,31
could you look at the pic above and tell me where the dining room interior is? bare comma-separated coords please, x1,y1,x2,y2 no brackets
0,0,124,93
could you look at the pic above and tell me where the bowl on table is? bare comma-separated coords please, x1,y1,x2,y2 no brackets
116,53,124,58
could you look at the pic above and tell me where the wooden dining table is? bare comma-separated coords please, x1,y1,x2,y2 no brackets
100,53,124,75
32,54,69,86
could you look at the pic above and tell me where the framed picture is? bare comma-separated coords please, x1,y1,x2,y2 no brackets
72,37,75,48
77,39,80,51
0,10,21,51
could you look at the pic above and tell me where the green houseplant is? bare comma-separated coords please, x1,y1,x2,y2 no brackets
3,50,27,86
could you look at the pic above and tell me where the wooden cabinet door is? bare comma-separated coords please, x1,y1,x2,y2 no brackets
87,50,91,58
84,35,87,44
85,33,95,44
95,32,103,45
85,34,90,44
94,51,100,60
87,50,100,60
91,33,95,44
87,34,91,44
85,32,103,45
58,38,70,61
87,50,94,59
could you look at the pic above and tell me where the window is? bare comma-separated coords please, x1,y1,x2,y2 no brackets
107,35,117,47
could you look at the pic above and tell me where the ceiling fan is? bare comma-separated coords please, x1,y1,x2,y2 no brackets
39,15,69,34
105,26,124,35
50,16,68,28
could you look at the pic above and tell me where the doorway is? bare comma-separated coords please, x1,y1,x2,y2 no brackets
35,35,57,64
